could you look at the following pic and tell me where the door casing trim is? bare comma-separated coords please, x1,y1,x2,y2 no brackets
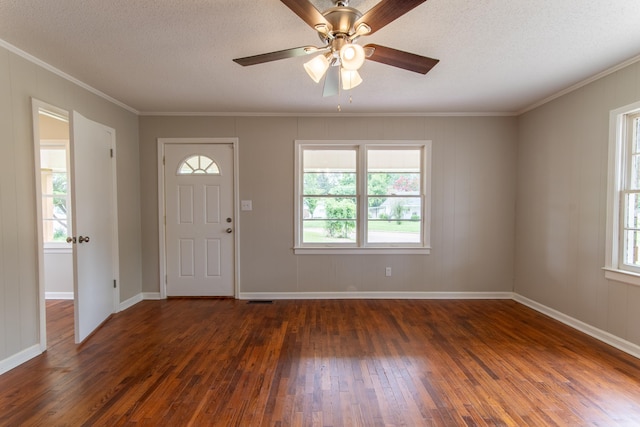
157,138,240,299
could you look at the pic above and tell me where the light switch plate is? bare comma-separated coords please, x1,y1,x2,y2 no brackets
241,200,252,211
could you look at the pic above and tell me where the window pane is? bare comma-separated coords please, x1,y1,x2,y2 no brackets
51,172,68,195
303,197,357,220
303,220,357,243
40,148,66,170
304,172,356,195
43,219,68,242
624,230,640,266
368,149,420,172
634,117,640,153
367,197,421,243
631,154,640,190
366,149,422,244
368,149,421,196
179,155,220,175
368,173,420,195
303,150,356,195
304,149,356,171
302,197,321,219
302,197,357,243
42,196,68,220
625,193,640,229
52,197,68,219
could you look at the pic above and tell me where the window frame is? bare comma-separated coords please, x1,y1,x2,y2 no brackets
605,101,640,286
294,140,432,255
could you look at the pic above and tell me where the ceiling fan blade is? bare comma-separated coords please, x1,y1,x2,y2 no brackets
355,0,427,34
364,44,439,74
323,65,339,97
280,0,331,30
233,46,319,66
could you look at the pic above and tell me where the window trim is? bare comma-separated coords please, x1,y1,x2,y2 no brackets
604,101,640,286
294,140,432,255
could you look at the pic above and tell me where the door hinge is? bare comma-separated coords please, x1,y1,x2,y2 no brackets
110,148,114,158
163,156,165,165
113,279,117,288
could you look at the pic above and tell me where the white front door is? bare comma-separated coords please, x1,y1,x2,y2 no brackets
70,111,118,343
164,143,235,296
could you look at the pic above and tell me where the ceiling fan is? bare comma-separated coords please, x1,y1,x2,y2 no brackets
233,0,439,97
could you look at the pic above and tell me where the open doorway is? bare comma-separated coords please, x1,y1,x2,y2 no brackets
33,99,120,347
32,101,73,350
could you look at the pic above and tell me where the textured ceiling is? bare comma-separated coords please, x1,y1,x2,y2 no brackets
1,0,640,114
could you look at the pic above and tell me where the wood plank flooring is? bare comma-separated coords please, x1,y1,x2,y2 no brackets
1,299,640,426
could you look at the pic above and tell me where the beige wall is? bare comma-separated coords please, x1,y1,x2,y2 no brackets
140,115,518,295
0,45,142,363
515,61,640,347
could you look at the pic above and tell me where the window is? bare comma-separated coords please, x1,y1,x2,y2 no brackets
621,112,640,271
294,140,431,254
40,142,70,244
178,155,220,175
605,102,640,285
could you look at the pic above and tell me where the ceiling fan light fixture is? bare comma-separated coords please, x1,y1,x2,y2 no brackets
339,43,365,70
341,69,362,90
304,54,330,83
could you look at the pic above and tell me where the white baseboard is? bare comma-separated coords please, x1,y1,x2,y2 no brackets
118,292,164,312
142,292,163,300
0,344,42,375
513,293,640,360
45,292,74,300
239,291,515,300
119,293,143,312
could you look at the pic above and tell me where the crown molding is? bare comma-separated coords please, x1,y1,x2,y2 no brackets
518,53,640,115
0,38,139,115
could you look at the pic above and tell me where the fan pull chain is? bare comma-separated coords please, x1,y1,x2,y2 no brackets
337,77,342,112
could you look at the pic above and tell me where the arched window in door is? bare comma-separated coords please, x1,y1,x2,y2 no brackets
177,155,220,175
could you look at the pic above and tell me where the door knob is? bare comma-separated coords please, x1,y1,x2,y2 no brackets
226,228,233,233
66,236,76,244
78,236,90,243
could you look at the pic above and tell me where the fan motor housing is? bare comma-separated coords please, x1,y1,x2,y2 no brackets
321,6,362,40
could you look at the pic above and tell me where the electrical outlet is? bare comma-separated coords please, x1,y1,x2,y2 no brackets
385,267,392,277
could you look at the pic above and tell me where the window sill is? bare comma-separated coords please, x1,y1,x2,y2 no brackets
294,246,431,255
602,267,640,287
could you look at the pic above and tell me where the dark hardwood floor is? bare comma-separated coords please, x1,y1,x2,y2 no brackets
1,299,640,426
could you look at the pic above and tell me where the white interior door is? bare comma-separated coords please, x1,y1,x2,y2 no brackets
164,143,235,296
71,111,117,343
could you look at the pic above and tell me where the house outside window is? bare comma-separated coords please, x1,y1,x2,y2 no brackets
294,140,431,254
